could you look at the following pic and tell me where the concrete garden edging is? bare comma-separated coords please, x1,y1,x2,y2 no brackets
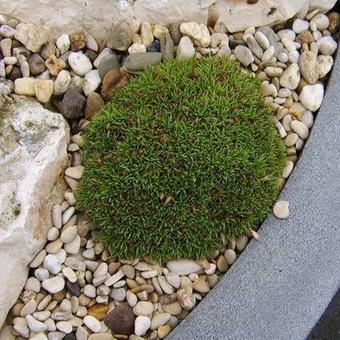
168,45,340,340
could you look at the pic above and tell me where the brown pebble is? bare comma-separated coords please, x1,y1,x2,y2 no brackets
328,12,340,33
296,31,314,45
85,92,105,120
70,32,86,51
101,68,122,101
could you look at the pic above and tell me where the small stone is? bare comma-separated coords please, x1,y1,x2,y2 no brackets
42,276,65,294
254,31,269,49
40,42,56,60
70,32,86,51
83,284,96,298
328,12,340,33
97,54,120,79
13,324,29,338
0,78,14,95
0,38,12,57
133,301,154,316
101,68,122,101
290,120,308,139
20,299,37,316
83,315,101,333
83,70,101,96
65,166,84,180
85,92,104,120
318,55,333,78
296,31,314,45
26,315,48,332
147,39,161,53
192,278,210,294
88,334,114,340
236,235,248,251
123,52,162,72
47,227,59,241
273,200,290,219
68,52,92,76
176,289,195,311
166,259,202,276
150,313,171,330
25,277,41,292
158,325,171,338
245,35,263,59
14,78,35,96
134,316,151,336
64,235,81,254
28,54,46,76
30,249,47,268
56,321,73,334
66,281,81,297
299,51,319,84
158,276,174,294
54,70,71,96
44,254,61,274
128,43,147,54
299,84,324,112
317,36,337,56
45,55,66,76
60,225,78,244
280,63,300,90
162,302,182,315
311,14,329,31
104,304,136,335
282,160,294,179
34,79,54,103
0,24,16,38
180,22,210,47
88,304,108,321
107,22,134,51
166,273,180,288
217,255,228,272
234,46,254,67
57,34,70,54
140,22,154,47
86,34,98,51
292,19,309,34
176,36,195,60
224,249,237,265
158,31,174,61
35,268,49,281
54,88,86,119
62,267,77,283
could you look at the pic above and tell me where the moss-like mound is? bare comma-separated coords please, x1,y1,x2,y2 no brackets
77,57,286,261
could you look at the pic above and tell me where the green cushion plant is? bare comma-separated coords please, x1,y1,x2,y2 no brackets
77,56,286,262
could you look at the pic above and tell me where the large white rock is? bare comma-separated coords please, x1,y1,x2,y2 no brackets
0,0,335,41
0,96,69,328
210,0,337,33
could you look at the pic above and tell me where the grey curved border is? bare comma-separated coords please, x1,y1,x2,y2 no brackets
168,45,340,340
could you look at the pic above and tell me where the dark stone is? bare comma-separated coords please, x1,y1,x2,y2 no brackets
104,304,136,335
146,39,161,53
54,88,86,119
63,333,76,340
8,66,22,81
97,54,120,79
28,54,46,76
40,42,56,60
85,92,105,120
107,22,134,51
66,280,81,297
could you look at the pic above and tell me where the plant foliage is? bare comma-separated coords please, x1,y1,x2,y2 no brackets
77,57,286,261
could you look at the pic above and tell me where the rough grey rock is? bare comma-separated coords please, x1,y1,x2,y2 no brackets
0,97,69,328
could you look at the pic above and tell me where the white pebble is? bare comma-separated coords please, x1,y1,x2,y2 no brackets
83,315,101,333
273,200,290,219
135,316,151,336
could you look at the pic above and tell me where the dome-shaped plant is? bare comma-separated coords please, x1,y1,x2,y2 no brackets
77,57,286,261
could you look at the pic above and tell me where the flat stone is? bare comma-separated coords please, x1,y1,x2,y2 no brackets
44,254,61,274
273,200,290,219
57,34,70,54
42,276,65,293
280,63,300,90
151,313,171,330
123,52,162,72
107,22,134,51
26,315,48,332
317,36,337,56
100,68,122,101
88,334,114,340
83,315,101,333
133,301,154,316
318,55,334,78
134,315,151,336
54,70,71,96
180,21,210,47
14,78,35,96
166,259,202,276
83,70,101,96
